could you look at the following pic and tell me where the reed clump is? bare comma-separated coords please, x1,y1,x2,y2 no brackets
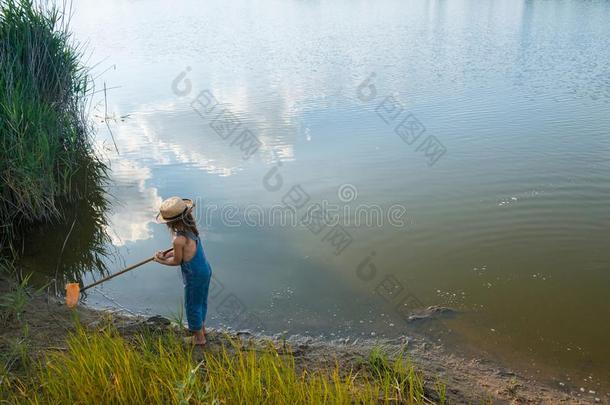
0,0,106,259
1,326,446,404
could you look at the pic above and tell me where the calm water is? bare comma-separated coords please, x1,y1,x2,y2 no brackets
25,0,610,390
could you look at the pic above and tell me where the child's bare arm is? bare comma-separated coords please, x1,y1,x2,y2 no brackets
154,237,185,266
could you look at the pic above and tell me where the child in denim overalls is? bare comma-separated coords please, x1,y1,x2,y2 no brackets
154,197,212,345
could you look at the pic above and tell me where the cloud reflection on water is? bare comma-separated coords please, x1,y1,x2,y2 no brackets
104,160,161,246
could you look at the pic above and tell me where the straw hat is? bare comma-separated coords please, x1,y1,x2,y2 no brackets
156,196,195,223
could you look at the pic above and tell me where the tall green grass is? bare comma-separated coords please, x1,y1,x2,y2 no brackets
1,327,445,404
0,0,107,260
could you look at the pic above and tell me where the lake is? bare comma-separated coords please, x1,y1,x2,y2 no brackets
23,0,610,390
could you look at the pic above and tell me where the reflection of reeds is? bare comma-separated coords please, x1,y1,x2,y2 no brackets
22,159,114,288
0,0,110,277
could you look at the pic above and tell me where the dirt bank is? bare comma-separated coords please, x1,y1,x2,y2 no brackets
0,280,605,404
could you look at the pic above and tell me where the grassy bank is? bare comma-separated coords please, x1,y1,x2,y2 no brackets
0,0,107,261
1,325,445,404
1,277,597,404
0,277,446,404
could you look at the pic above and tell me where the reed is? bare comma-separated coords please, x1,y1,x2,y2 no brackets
0,0,107,259
2,326,446,404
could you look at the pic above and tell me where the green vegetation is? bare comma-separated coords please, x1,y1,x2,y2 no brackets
0,273,32,323
0,0,107,260
1,325,446,404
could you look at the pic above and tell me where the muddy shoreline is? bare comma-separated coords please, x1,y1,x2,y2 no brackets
1,279,604,404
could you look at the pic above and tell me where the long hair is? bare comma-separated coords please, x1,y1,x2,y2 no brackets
166,212,199,237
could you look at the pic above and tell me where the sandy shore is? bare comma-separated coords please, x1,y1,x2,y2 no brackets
0,280,604,404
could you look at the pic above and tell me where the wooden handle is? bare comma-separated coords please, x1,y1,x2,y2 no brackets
81,247,173,292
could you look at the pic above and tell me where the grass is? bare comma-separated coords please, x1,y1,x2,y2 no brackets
0,273,32,323
367,344,438,404
0,274,33,391
1,325,447,404
0,324,30,381
0,0,108,260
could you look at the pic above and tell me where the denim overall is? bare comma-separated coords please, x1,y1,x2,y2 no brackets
177,231,212,331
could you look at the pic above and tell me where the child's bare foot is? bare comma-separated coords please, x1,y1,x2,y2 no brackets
184,327,206,346
183,335,206,346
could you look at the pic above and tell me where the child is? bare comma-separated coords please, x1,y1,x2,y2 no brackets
154,196,212,345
